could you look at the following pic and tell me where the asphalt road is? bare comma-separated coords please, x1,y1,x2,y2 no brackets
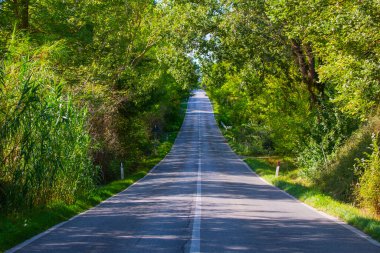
8,90,380,253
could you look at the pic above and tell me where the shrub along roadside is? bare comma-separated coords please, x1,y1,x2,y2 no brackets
0,100,188,252
245,158,380,243
355,132,380,215
0,38,96,212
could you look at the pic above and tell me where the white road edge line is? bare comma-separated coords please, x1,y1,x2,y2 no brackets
190,109,202,253
240,161,380,248
5,140,172,253
211,92,379,248
6,100,192,253
5,155,170,253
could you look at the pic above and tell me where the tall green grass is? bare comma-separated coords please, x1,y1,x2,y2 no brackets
0,36,96,211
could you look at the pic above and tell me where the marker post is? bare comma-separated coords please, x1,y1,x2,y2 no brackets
120,162,124,180
275,161,280,178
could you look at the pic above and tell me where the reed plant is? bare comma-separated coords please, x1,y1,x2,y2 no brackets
0,35,96,211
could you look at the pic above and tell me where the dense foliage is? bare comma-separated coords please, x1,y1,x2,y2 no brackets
0,36,94,209
0,0,201,210
0,0,379,215
200,0,380,213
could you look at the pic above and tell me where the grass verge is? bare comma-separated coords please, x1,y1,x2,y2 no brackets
245,157,380,243
0,100,188,252
0,163,152,252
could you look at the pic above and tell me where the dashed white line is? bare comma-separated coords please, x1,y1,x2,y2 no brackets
190,110,202,253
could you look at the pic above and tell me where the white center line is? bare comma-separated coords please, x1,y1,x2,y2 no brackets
190,108,202,253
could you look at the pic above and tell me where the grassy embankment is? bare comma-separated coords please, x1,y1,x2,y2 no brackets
209,95,380,243
0,101,188,252
244,157,380,243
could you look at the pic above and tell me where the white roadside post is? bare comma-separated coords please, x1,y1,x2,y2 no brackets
120,162,124,180
275,161,280,178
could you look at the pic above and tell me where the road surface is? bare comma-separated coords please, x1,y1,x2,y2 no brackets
8,90,380,253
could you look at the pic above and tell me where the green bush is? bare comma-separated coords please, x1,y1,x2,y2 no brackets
313,113,380,202
297,101,360,182
355,133,380,214
317,125,372,201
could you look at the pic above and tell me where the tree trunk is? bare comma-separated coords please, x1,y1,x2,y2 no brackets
12,0,20,20
291,39,323,107
19,0,29,30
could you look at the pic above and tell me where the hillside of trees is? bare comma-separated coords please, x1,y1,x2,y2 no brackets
1,0,379,216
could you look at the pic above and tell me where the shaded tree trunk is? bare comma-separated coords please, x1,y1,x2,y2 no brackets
12,0,20,19
12,0,29,29
20,0,29,29
291,39,324,107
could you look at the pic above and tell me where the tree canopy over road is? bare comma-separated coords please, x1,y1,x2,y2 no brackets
0,0,379,218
